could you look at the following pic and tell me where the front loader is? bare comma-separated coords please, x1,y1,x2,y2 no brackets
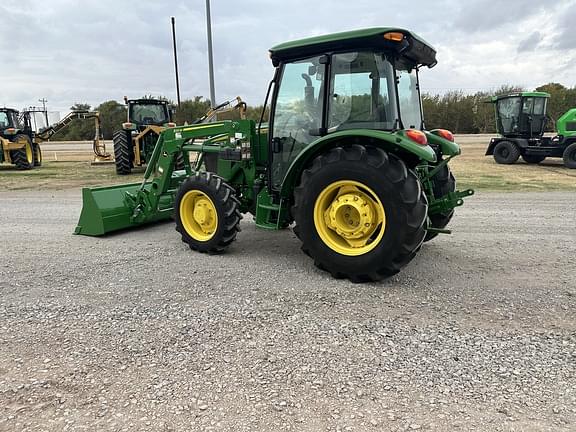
76,27,473,282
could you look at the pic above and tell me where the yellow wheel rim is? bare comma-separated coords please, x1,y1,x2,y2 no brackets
179,190,218,241
314,180,386,256
25,142,33,163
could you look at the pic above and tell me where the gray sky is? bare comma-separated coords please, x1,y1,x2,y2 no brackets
2,0,575,113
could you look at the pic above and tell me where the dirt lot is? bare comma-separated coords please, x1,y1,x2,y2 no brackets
0,137,575,431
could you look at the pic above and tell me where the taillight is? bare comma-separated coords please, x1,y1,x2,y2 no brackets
4,127,16,135
436,129,454,142
406,129,428,145
122,122,133,129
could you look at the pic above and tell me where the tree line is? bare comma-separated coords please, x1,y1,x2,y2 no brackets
423,82,576,133
52,82,576,140
51,96,265,141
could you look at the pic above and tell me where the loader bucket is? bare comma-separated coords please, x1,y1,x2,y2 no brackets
74,182,175,236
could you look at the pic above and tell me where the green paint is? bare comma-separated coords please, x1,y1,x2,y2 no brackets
490,92,550,102
426,131,460,156
278,129,437,198
556,108,576,138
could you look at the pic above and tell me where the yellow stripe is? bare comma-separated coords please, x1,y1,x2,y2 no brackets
182,123,225,132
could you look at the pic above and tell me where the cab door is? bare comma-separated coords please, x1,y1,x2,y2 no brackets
269,56,326,189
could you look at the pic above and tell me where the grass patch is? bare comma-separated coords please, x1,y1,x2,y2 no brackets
451,142,576,191
0,162,143,191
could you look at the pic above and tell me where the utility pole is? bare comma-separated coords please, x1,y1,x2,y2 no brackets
171,16,181,107
205,0,216,108
38,98,49,127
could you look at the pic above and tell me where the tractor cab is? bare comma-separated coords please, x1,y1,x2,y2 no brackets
0,108,21,135
492,92,549,139
267,28,436,188
125,98,173,130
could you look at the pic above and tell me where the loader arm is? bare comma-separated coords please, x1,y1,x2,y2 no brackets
35,110,109,160
75,119,256,236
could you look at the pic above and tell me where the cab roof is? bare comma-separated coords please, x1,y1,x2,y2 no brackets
491,92,550,102
269,27,437,68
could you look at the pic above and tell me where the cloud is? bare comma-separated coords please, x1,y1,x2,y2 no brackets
452,0,552,32
517,32,543,52
0,0,575,114
553,3,576,49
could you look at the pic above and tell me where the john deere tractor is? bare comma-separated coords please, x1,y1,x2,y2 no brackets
0,108,41,169
113,98,175,174
76,27,473,282
485,92,576,168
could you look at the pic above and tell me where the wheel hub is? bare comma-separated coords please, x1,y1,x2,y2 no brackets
179,190,218,241
314,181,386,256
193,198,214,228
326,193,375,239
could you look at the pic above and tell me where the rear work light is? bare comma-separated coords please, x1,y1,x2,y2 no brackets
166,122,176,128
383,32,404,42
436,129,454,142
122,122,133,129
406,129,428,145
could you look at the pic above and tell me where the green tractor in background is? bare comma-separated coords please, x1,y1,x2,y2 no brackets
485,92,576,168
76,27,473,282
0,108,42,169
113,97,176,175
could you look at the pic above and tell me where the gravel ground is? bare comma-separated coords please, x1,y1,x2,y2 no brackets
0,190,575,431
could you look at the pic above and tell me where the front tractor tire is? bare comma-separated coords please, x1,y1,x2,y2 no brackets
113,130,133,175
563,142,576,169
424,164,456,242
292,145,428,282
493,141,520,164
10,134,34,170
175,172,242,254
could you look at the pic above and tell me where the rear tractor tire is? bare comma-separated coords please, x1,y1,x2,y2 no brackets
292,145,428,282
175,171,242,254
563,142,576,169
33,143,42,167
424,164,456,242
493,141,520,164
521,154,546,164
113,130,133,175
10,134,34,170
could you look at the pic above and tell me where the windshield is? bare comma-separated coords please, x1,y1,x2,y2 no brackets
0,112,10,129
130,103,169,125
496,97,521,134
328,52,398,131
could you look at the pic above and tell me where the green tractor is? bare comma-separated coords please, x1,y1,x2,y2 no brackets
485,92,576,168
76,27,473,282
113,97,176,175
0,107,42,170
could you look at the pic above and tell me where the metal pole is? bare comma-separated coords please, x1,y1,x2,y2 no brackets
39,98,49,127
205,0,216,108
171,16,181,107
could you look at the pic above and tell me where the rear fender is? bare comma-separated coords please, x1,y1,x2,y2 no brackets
426,130,461,156
279,129,436,197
